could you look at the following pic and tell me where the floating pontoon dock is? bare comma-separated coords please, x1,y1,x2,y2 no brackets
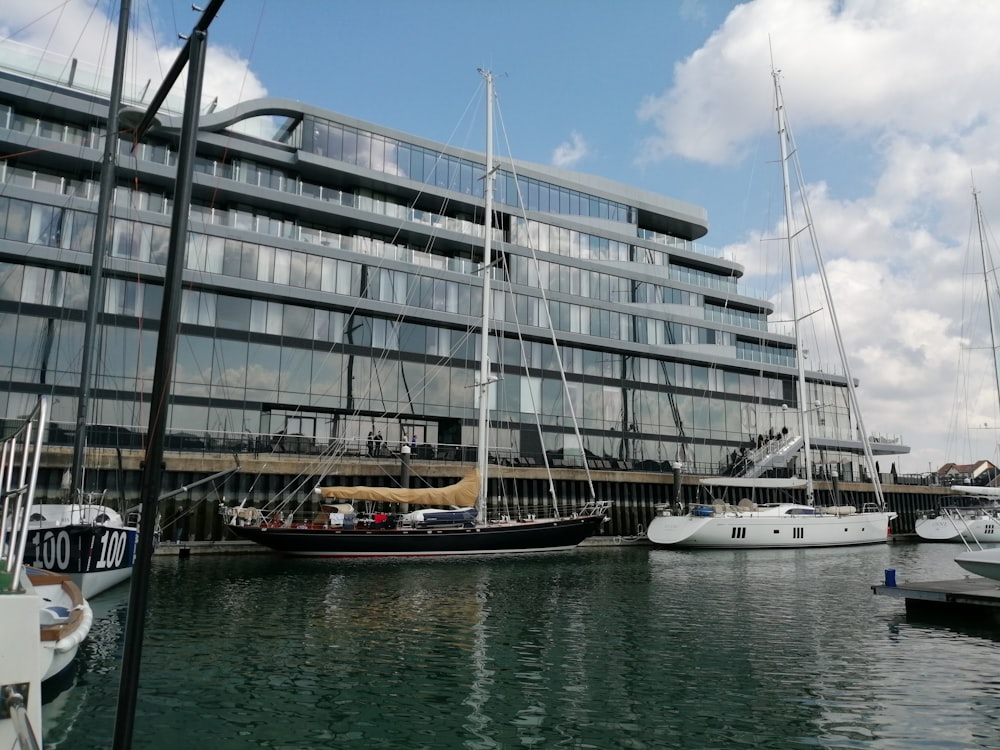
873,569,1000,619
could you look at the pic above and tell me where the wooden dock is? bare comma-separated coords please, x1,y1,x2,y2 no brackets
873,572,1000,620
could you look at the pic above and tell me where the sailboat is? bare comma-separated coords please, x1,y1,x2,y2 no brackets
918,191,1000,544
223,71,609,557
916,501,1000,543
646,68,897,549
1,398,93,723
949,190,1000,577
954,546,1000,580
22,1,139,598
1,397,49,750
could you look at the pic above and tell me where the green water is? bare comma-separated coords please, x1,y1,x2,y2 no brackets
44,543,1000,749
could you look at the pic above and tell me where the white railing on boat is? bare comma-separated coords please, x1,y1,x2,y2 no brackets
1,396,49,593
0,395,49,750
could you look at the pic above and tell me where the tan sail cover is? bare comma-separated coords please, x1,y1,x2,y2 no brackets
317,469,480,508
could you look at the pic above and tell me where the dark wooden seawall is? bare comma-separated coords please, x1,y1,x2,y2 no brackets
32,446,952,543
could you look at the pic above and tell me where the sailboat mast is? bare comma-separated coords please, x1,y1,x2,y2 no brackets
973,189,1000,410
773,70,815,504
476,70,495,520
69,0,132,498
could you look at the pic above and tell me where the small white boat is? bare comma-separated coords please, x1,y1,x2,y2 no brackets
954,547,1000,581
23,567,93,681
1,395,87,749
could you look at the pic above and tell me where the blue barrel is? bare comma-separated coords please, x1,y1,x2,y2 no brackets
884,568,897,587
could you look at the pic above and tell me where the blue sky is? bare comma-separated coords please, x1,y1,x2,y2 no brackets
5,0,1000,475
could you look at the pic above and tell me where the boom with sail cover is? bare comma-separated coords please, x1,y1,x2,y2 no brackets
317,470,479,507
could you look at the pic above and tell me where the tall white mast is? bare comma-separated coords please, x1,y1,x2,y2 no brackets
475,69,495,522
974,188,1000,410
773,69,815,505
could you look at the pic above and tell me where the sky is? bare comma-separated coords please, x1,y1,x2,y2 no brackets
4,0,1000,475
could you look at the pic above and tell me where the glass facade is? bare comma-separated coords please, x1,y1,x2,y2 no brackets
0,67,891,479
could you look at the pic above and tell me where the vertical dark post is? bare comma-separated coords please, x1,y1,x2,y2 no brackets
70,0,132,497
672,463,683,509
111,29,207,750
399,445,411,513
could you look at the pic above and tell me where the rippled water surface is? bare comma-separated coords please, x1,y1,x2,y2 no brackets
43,542,1000,749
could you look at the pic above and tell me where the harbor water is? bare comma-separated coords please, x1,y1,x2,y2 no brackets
43,542,1000,749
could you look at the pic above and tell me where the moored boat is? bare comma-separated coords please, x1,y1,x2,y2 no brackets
1,396,94,750
646,67,896,549
915,503,1000,543
925,192,1000,546
23,566,93,682
1,398,50,749
223,71,609,557
954,547,1000,581
647,477,894,548
24,502,137,598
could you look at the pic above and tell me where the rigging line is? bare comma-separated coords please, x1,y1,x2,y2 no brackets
137,0,166,91
378,78,482,253
0,1,74,44
96,140,148,436
494,100,596,502
783,93,886,510
8,0,103,86
202,0,267,213
949,194,984,452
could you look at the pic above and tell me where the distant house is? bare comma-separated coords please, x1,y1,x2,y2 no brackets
937,460,1000,486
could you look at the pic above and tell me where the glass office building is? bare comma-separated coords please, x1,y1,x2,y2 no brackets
0,45,905,481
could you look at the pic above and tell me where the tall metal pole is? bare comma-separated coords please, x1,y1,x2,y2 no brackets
475,70,494,523
69,0,132,497
131,0,225,142
773,69,815,505
974,189,1000,413
111,29,208,750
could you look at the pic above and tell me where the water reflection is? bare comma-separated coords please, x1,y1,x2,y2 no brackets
43,545,1000,749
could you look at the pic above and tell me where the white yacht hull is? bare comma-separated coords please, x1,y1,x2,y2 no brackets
915,514,999,543
0,592,44,747
954,548,1000,581
647,506,896,548
70,565,133,599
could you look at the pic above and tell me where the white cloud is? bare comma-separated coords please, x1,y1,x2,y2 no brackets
645,0,1000,471
551,131,589,169
679,0,711,24
1,0,267,115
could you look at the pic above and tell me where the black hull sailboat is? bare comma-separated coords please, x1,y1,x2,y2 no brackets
222,71,609,556
23,515,136,599
226,515,607,558
224,467,608,557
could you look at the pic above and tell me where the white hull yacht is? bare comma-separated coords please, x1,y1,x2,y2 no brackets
647,68,896,550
